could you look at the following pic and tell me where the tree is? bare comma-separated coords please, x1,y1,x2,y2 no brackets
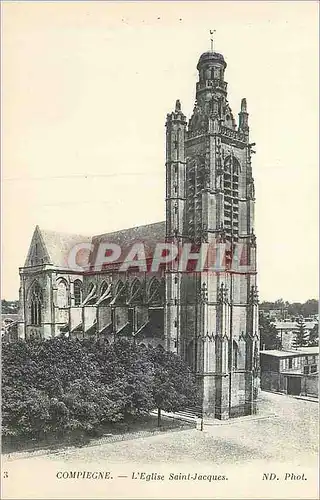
2,385,53,439
1,300,19,314
259,299,318,319
259,313,281,350
1,338,105,438
301,299,318,318
259,301,276,312
96,339,155,420
292,316,308,348
2,337,201,439
60,378,122,432
147,346,200,426
274,298,285,308
308,323,319,347
2,337,157,438
287,302,303,317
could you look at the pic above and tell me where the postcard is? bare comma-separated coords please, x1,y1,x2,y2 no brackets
1,1,319,499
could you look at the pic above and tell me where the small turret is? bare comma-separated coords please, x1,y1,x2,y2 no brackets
165,99,187,239
165,100,187,354
165,100,186,163
238,98,249,133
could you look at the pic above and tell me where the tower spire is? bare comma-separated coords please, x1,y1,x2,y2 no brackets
210,29,216,51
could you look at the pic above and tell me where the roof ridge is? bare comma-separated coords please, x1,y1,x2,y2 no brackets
39,227,92,238
93,220,165,239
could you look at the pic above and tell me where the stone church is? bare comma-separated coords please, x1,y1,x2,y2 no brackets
18,48,259,419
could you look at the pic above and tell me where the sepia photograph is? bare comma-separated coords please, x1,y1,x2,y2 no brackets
1,1,319,499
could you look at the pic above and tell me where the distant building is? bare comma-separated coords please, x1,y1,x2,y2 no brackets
261,308,288,321
1,314,19,341
274,319,318,350
260,347,319,398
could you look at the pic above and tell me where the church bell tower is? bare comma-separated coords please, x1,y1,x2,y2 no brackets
165,46,259,419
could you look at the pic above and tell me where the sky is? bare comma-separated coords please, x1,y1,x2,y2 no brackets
2,1,319,302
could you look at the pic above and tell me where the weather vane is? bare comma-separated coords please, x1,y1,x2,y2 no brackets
210,29,216,51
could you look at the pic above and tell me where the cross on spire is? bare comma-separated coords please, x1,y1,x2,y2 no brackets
210,29,216,52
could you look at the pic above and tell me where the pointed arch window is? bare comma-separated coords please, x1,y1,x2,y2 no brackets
100,281,108,297
223,156,240,241
128,278,142,305
238,335,246,370
81,282,97,306
215,335,222,373
74,280,82,306
148,278,163,306
57,279,69,308
111,280,127,305
232,340,238,370
97,281,112,306
30,283,43,326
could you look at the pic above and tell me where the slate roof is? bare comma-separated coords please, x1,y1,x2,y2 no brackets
40,228,92,268
89,221,166,267
24,221,166,270
24,226,92,269
197,51,226,69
